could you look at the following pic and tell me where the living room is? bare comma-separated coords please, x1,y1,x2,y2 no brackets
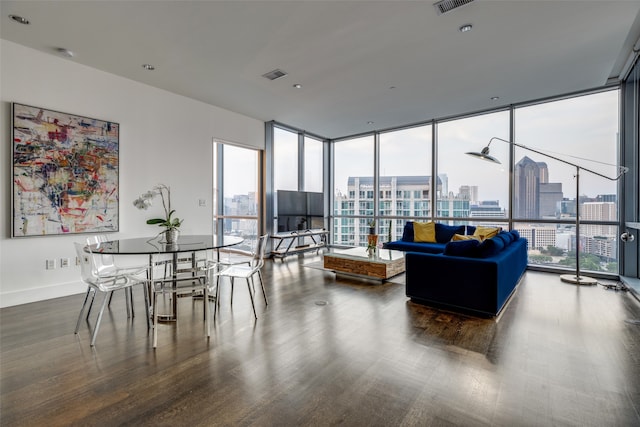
1,1,640,425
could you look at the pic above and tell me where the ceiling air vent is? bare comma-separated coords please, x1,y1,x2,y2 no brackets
433,0,475,15
262,69,288,81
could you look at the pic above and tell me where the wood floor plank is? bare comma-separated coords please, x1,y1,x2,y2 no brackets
1,253,639,426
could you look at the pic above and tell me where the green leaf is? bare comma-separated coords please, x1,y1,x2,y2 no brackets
146,218,166,225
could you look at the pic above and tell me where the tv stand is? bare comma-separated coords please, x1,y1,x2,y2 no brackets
271,229,329,259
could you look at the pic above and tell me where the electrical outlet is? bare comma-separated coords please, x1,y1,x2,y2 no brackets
60,258,70,268
46,259,56,270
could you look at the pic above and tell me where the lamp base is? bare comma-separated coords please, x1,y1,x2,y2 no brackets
559,274,598,286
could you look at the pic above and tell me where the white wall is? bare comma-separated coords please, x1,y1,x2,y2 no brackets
0,40,264,307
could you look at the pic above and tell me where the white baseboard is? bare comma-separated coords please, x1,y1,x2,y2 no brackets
0,281,85,308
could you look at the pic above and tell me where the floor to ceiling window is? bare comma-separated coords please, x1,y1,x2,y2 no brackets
213,140,260,252
378,124,432,242
436,111,510,228
304,135,323,192
271,125,327,235
333,135,374,246
273,127,298,192
322,87,622,275
513,90,621,274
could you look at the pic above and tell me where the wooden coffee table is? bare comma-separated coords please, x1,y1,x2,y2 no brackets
323,247,405,281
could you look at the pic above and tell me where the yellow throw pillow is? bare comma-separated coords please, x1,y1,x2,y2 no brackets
473,226,501,241
414,221,436,243
452,233,478,241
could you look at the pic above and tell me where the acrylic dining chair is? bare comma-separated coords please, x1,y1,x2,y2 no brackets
73,242,150,346
85,235,149,319
210,234,269,319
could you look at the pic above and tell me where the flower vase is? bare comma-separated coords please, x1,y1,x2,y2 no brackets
367,234,378,248
165,228,179,244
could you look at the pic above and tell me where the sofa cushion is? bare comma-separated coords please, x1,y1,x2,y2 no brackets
510,229,520,241
473,226,501,241
435,223,466,243
385,240,446,254
443,239,481,256
477,235,506,258
452,233,479,241
401,222,414,242
497,230,514,244
495,232,512,247
414,221,436,243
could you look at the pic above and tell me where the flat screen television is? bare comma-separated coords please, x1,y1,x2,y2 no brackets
276,190,324,232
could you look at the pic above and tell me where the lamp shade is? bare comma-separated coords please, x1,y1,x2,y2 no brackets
465,146,501,164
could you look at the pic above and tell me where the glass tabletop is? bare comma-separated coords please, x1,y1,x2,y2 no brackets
327,247,404,263
90,234,244,255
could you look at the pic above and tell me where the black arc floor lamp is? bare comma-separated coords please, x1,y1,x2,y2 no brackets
467,136,628,285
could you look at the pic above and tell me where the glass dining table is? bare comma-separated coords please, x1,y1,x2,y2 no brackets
89,234,244,321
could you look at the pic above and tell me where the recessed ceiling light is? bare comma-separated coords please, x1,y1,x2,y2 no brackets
142,64,155,71
56,48,74,58
459,24,473,33
490,96,500,101
9,15,30,25
293,84,302,89
367,121,374,125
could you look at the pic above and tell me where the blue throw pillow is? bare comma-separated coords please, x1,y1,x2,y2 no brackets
435,223,466,243
477,236,506,258
498,230,514,244
443,239,480,256
510,229,520,240
401,222,414,242
465,225,476,235
495,232,512,247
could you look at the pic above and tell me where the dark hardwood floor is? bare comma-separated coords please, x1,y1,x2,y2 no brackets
2,253,639,426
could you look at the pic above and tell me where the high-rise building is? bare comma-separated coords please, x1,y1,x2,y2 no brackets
469,200,506,219
596,194,617,203
458,185,478,203
516,225,557,250
335,176,439,245
582,202,617,237
539,183,563,218
438,173,449,196
437,196,471,219
514,156,563,218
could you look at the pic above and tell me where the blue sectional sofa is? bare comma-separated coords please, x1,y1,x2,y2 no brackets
384,222,528,317
385,222,475,254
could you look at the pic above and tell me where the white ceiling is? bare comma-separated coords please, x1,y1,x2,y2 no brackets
2,0,640,139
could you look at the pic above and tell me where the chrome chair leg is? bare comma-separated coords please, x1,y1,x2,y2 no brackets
142,282,151,330
125,288,131,319
129,287,135,318
90,293,110,346
257,271,268,305
247,278,257,319
85,290,97,320
214,277,221,318
204,285,211,338
153,290,159,349
75,287,93,334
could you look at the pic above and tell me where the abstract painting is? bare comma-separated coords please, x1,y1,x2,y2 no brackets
12,103,119,237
